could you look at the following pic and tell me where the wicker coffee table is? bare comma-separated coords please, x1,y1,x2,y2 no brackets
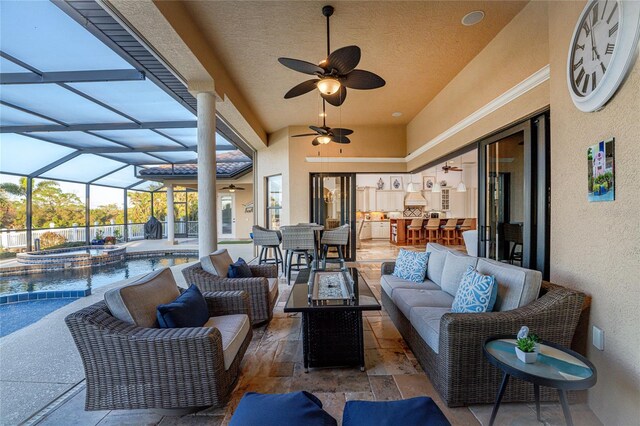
284,268,381,372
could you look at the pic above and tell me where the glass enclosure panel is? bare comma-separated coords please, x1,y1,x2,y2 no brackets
101,152,163,165
219,194,233,236
152,191,167,221
90,185,124,225
68,80,194,122
0,1,132,72
127,190,151,224
92,166,140,188
154,151,198,163
187,191,198,221
0,56,31,73
41,154,125,182
91,129,182,149
0,173,27,230
484,131,525,265
0,104,57,126
155,128,198,147
131,180,161,191
29,131,116,149
31,179,86,228
0,134,74,175
266,175,282,230
0,84,129,125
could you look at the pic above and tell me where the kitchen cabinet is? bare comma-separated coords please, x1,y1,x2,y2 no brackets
371,221,390,239
356,188,365,211
356,187,377,212
375,191,405,212
360,221,372,239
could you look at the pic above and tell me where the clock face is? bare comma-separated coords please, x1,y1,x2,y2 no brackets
569,0,620,97
567,0,640,112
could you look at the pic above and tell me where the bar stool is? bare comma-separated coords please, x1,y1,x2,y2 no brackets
407,218,424,246
320,223,350,269
456,218,475,245
252,225,283,272
281,226,317,284
440,219,458,246
425,218,441,244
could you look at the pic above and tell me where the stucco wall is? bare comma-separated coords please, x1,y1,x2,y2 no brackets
406,1,550,170
256,128,289,228
548,2,640,424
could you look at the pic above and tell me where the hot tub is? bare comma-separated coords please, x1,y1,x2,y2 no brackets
16,245,126,268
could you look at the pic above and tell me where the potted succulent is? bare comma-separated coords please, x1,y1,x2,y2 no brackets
529,333,541,353
515,336,538,363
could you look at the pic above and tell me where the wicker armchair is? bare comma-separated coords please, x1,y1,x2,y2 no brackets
183,262,278,325
320,223,350,269
381,260,586,407
66,290,252,411
252,225,283,272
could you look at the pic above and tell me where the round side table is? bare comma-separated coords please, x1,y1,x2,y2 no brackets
483,335,597,426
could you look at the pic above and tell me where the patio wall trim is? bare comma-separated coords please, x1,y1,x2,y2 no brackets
304,64,550,165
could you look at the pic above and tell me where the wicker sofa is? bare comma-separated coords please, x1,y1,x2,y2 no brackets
66,268,253,411
381,243,586,407
182,248,279,325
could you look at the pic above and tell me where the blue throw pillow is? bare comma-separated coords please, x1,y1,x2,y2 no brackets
228,257,253,278
451,265,498,313
392,249,430,283
343,397,450,426
156,284,209,328
229,391,337,426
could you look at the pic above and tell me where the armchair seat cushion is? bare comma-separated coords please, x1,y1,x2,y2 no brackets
105,268,180,328
392,288,454,318
380,274,439,298
205,314,250,370
410,307,451,354
267,278,279,303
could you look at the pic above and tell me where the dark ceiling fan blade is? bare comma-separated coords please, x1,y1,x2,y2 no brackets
331,135,351,144
326,45,361,74
321,85,347,106
342,69,386,90
309,125,329,134
292,133,319,137
330,127,354,136
284,79,319,99
278,57,324,75
312,138,320,146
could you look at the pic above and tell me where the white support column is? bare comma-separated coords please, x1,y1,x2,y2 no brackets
166,183,175,245
196,91,217,256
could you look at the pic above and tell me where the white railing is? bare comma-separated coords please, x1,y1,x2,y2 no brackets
0,223,154,249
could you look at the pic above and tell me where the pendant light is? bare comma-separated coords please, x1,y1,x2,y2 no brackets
432,181,442,193
455,156,466,192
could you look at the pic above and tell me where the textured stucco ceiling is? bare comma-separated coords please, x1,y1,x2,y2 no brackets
181,1,528,133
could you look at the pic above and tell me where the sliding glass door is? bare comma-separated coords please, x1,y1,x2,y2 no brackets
309,173,356,261
478,112,550,278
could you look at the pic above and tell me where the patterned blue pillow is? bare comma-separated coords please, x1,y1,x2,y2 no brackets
451,266,498,313
392,249,430,283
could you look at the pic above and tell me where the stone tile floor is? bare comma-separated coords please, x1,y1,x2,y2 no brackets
29,261,601,426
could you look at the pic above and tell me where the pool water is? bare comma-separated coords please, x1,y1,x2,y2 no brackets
1,256,197,296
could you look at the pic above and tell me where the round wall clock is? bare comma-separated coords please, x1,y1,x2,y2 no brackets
567,0,640,112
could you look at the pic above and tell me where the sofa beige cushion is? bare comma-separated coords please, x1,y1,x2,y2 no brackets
204,314,250,370
380,274,440,297
200,248,234,278
440,251,478,297
410,307,451,354
425,243,449,286
392,288,454,318
104,268,180,328
476,258,542,311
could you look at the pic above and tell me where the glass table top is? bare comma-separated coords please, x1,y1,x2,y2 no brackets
485,338,594,382
284,268,381,312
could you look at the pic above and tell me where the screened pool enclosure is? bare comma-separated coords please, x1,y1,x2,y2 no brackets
0,1,253,251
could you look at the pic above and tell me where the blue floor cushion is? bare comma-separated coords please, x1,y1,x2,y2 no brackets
342,397,450,426
229,391,337,426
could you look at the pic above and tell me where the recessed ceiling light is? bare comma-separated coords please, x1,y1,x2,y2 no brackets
392,112,402,117
462,10,484,26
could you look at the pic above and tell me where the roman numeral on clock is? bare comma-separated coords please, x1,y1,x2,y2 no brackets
592,3,599,25
582,73,590,94
576,43,585,51
606,43,615,55
592,72,597,91
573,57,584,71
576,68,586,86
607,2,618,24
600,62,607,74
609,22,618,37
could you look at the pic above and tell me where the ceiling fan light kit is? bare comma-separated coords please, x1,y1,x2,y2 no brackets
317,77,341,95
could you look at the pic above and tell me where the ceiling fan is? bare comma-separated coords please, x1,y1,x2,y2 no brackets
442,162,463,173
278,5,385,107
292,101,353,145
221,184,244,192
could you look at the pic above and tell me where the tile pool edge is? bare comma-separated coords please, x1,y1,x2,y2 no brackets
0,289,91,305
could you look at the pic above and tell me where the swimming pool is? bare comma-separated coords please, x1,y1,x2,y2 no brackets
1,255,197,297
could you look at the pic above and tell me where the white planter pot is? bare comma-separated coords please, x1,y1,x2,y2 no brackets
515,347,537,363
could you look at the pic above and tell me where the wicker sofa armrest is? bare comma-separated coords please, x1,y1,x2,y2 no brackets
381,262,396,276
249,264,278,278
203,290,252,323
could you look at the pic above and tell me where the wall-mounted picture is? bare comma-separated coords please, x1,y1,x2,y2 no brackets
390,176,403,191
423,176,435,191
587,138,614,202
